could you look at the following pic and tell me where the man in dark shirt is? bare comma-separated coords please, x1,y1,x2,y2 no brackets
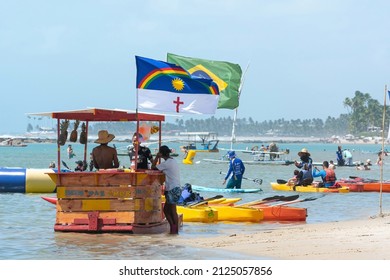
128,132,153,170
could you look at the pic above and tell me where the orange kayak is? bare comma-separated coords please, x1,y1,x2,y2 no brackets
338,178,390,192
362,182,390,192
337,182,364,192
250,204,307,221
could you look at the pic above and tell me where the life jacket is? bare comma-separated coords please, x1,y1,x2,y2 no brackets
324,168,336,183
301,169,312,180
297,169,313,186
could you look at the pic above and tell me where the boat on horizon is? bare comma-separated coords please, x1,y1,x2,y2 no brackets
191,184,262,193
203,148,294,166
179,132,219,153
0,138,27,147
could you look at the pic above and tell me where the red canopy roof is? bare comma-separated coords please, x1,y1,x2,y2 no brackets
30,108,165,122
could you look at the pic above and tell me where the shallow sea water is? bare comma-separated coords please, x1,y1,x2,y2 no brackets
1,141,389,260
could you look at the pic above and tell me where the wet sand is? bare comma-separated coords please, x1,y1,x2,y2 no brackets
172,214,390,260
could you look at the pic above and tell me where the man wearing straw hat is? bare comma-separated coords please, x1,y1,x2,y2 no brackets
295,148,313,170
92,130,119,170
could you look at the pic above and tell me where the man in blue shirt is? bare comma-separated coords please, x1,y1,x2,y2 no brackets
223,151,246,189
336,146,345,166
312,161,337,187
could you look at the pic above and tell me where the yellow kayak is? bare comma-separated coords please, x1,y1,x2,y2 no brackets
203,205,263,222
208,197,242,205
179,203,263,222
271,182,349,193
206,197,226,204
177,206,218,223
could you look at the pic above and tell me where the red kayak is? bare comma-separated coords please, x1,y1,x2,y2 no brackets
336,180,364,192
338,177,390,192
228,194,308,222
42,196,57,204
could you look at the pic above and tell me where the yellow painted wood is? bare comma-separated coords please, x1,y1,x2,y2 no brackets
56,185,161,199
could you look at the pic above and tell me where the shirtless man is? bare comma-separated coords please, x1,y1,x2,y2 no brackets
92,130,119,170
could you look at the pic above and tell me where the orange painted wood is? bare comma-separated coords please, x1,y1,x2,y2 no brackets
56,198,161,212
56,210,163,224
48,171,165,186
56,211,136,224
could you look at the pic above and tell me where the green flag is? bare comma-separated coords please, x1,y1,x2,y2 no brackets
167,53,242,109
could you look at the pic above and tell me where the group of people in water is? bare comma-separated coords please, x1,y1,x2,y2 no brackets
286,144,388,188
286,148,338,188
287,148,316,187
286,146,333,187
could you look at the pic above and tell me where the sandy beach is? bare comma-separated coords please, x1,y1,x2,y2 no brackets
174,214,390,260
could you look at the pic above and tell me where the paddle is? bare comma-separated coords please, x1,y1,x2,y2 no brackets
219,171,263,185
237,194,299,207
349,176,379,182
271,195,325,207
61,160,71,170
187,195,224,207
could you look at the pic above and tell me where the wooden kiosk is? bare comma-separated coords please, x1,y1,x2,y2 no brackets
40,108,169,234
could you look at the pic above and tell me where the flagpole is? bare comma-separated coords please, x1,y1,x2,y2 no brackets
135,79,140,170
379,85,387,217
230,109,237,150
230,62,250,150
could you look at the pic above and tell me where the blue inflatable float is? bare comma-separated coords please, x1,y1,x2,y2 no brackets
0,167,58,193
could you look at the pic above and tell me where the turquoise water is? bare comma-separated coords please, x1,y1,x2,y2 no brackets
1,141,390,260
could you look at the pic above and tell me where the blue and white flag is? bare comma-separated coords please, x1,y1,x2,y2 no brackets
136,56,220,114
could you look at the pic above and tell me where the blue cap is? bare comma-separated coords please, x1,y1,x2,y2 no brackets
228,151,236,158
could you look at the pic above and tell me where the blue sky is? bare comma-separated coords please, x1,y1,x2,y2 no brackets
1,0,390,134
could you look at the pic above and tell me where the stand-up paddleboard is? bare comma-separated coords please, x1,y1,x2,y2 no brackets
191,184,262,193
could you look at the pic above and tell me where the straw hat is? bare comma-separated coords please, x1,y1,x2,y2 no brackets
298,148,310,157
94,130,115,144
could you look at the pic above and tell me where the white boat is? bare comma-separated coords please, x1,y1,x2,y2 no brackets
191,184,262,193
312,161,361,167
203,149,294,165
179,132,219,153
0,139,27,147
243,151,294,165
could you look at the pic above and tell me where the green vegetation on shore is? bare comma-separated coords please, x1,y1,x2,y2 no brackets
26,91,390,138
